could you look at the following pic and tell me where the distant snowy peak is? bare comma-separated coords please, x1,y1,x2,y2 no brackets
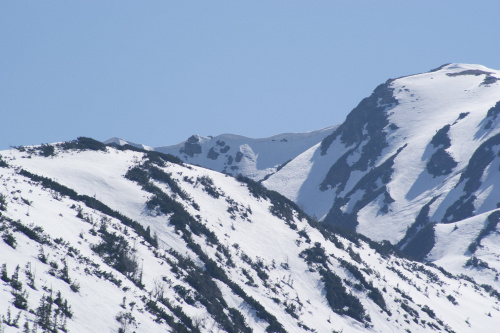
103,137,153,151
105,128,337,181
154,126,337,180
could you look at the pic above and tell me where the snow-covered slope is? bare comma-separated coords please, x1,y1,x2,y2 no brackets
1,140,499,332
263,63,500,286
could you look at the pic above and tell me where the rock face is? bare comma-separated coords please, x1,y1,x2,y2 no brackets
262,64,500,286
3,140,500,332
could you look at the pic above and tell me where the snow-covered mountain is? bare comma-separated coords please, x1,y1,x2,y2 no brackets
104,63,500,293
104,137,154,151
262,63,500,287
1,139,499,332
107,127,336,181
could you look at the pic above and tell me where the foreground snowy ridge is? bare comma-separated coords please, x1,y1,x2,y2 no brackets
1,139,499,332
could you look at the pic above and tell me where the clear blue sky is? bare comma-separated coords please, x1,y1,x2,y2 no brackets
1,1,499,149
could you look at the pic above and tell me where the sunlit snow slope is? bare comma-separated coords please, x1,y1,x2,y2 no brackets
1,140,499,332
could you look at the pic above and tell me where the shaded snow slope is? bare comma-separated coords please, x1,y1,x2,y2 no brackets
1,141,499,332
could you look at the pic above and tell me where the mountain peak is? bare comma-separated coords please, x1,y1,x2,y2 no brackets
103,137,153,151
263,62,500,287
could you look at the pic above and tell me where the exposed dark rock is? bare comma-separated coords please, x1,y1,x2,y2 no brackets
320,80,398,156
447,69,493,77
277,159,292,172
216,140,225,147
226,155,233,165
348,145,406,195
220,146,230,154
484,101,500,129
380,190,395,214
180,135,202,157
400,223,436,261
323,145,406,229
446,70,499,87
482,76,500,86
320,148,356,193
187,135,200,143
484,120,493,130
442,195,476,224
426,124,457,177
60,137,107,152
320,81,398,200
487,101,500,119
235,151,244,163
440,131,500,223
426,149,457,177
207,148,219,160
398,196,439,257
430,125,451,148
467,210,500,254
429,63,451,72
461,133,500,194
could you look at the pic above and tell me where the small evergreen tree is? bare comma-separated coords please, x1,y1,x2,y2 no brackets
116,311,136,333
36,293,53,330
1,263,10,282
24,262,36,290
0,193,7,211
59,258,71,284
2,307,21,328
70,281,80,293
12,288,29,310
2,231,16,248
10,265,22,291
23,319,30,333
38,246,48,264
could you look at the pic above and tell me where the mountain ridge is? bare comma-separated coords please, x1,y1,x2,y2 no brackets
105,126,337,181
